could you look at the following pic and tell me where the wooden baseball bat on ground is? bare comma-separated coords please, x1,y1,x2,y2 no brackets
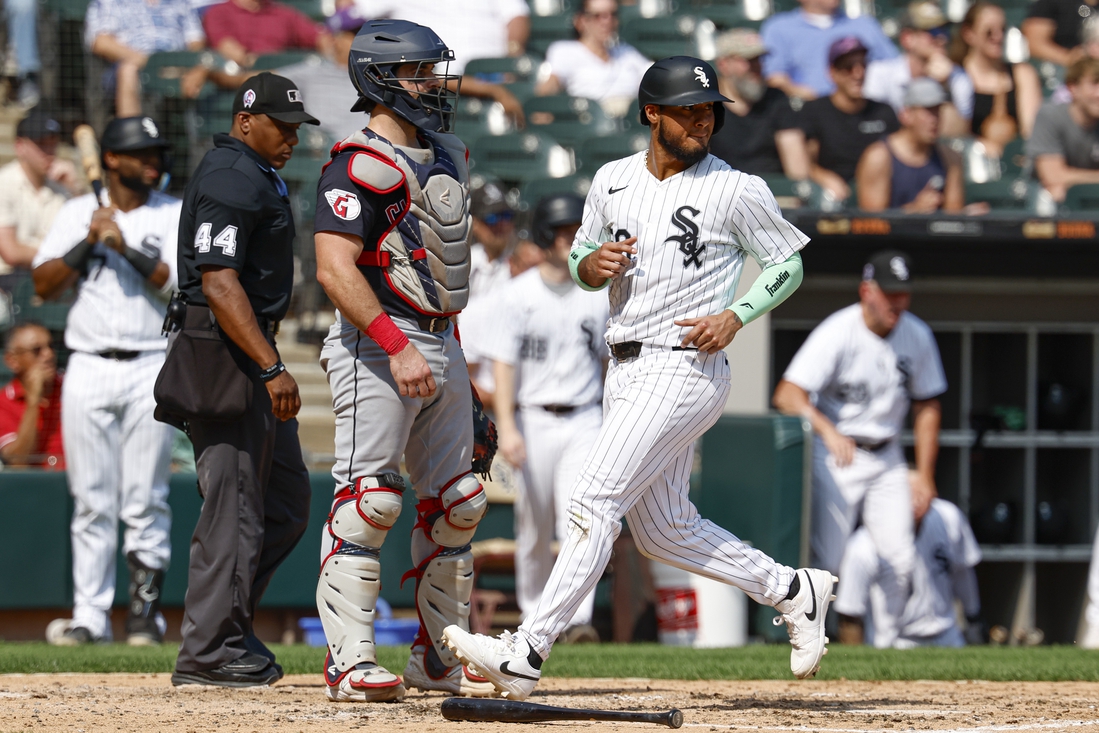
72,124,120,249
440,697,684,728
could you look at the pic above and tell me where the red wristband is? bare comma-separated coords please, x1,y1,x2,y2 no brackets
365,313,409,356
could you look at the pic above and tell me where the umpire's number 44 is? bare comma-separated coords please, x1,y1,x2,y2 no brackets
194,222,238,257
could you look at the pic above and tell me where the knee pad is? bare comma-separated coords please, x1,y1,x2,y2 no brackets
329,473,405,548
421,473,487,548
416,547,475,668
316,546,383,672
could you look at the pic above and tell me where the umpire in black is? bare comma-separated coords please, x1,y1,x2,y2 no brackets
169,73,318,687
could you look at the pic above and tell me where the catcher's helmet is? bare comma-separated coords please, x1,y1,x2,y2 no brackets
348,19,461,133
637,56,730,132
100,116,171,154
532,193,585,249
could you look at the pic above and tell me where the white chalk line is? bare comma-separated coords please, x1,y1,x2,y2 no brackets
685,719,1099,733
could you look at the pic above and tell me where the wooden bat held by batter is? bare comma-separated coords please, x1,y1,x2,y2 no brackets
73,124,120,249
440,697,684,728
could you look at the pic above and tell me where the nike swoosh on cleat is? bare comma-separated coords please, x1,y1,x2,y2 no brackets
499,661,540,681
608,185,629,194
805,573,818,621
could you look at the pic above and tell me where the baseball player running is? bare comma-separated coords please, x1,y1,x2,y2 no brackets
34,116,178,646
444,56,836,700
835,474,982,648
773,250,946,649
312,19,494,701
487,193,609,640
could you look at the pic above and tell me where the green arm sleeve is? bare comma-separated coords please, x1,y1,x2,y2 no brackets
568,241,610,292
727,251,804,326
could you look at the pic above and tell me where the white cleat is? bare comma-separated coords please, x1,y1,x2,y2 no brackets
441,625,542,701
324,652,406,702
773,568,838,679
403,644,499,697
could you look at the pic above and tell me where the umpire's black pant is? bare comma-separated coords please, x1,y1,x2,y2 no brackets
175,371,310,673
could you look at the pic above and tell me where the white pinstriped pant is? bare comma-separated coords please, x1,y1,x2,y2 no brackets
519,348,797,657
63,351,174,639
513,403,603,626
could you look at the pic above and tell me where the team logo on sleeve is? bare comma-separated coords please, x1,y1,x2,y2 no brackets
664,205,704,269
325,189,361,220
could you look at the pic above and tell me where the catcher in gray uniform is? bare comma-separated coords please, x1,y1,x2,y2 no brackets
311,18,496,702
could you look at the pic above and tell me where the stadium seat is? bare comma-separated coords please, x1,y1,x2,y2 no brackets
523,95,620,148
1060,184,1099,212
468,131,576,184
141,51,222,100
192,91,237,140
520,174,593,208
464,55,543,83
253,52,319,71
1032,59,1065,98
999,138,1029,179
42,0,89,20
279,126,333,185
682,0,764,28
10,277,70,334
453,96,516,148
280,0,324,21
760,174,832,210
528,13,575,56
965,179,1041,212
619,14,719,60
577,132,649,173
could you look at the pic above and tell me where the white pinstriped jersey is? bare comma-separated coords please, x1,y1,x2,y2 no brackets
783,304,947,444
573,152,809,349
34,190,179,354
484,268,610,407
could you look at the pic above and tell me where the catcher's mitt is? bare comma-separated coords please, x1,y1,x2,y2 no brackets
471,383,497,480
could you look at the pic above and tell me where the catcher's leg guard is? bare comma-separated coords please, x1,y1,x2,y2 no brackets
316,474,406,702
406,474,487,671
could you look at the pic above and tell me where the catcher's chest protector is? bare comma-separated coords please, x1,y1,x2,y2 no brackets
341,129,472,316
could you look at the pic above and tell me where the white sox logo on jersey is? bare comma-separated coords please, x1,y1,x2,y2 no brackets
325,189,361,220
665,206,704,269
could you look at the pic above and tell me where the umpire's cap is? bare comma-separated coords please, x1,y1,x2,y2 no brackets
637,56,731,132
532,193,585,249
100,116,171,154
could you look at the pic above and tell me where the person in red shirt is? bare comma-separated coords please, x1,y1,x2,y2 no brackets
0,322,63,468
203,0,333,70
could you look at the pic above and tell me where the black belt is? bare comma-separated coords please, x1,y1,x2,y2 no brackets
538,404,582,415
855,439,892,452
257,317,280,336
418,317,450,333
609,341,697,361
97,350,140,361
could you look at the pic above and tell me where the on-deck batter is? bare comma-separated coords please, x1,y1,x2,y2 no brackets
773,250,946,649
443,56,837,701
35,117,177,647
488,193,609,641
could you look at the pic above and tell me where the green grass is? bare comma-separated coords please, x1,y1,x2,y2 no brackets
1,642,1098,680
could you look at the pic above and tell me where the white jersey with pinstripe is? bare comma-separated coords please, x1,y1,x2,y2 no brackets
516,153,809,657
33,188,178,640
574,151,808,349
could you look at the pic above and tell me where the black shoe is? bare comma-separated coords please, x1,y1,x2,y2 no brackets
171,653,281,688
244,633,283,679
125,553,165,646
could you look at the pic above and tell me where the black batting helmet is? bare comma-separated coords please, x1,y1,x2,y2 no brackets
100,116,171,154
637,56,730,132
348,19,461,133
532,193,585,249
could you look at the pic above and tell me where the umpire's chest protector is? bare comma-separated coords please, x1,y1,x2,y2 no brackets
330,129,471,317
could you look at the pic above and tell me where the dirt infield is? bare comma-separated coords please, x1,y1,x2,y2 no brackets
3,674,1099,733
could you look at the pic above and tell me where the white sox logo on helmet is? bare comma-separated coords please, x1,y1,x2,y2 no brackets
325,189,361,220
694,66,709,87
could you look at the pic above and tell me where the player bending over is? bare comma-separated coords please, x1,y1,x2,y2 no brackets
443,56,837,700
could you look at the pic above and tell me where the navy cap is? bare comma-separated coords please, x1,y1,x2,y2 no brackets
862,250,913,292
16,108,61,141
828,36,868,66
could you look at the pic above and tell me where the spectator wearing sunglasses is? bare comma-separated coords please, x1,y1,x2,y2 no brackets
864,1,973,136
950,2,1042,154
798,37,900,204
0,322,63,468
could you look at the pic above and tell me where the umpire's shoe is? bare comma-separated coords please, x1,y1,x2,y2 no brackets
171,653,281,688
773,568,838,679
441,626,543,700
403,642,499,697
125,553,166,646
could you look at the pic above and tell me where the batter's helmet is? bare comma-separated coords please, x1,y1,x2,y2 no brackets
100,116,171,154
637,56,731,132
532,193,584,249
348,19,461,133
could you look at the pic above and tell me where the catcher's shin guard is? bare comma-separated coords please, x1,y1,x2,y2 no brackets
317,474,404,672
407,473,486,667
